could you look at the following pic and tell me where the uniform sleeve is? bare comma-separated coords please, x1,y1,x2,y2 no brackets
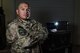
37,23,48,40
6,24,17,44
28,22,48,46
36,23,48,42
22,22,48,48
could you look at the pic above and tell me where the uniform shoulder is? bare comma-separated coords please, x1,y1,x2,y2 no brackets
30,19,43,27
30,19,41,24
7,19,18,28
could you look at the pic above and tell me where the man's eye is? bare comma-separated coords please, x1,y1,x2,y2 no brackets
26,9,30,11
21,9,25,10
26,9,28,11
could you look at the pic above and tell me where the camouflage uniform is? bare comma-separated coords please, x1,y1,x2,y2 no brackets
6,18,48,53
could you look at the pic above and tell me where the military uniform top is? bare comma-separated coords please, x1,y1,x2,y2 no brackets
6,18,48,53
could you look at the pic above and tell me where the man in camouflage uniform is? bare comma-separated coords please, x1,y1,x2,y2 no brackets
6,2,48,53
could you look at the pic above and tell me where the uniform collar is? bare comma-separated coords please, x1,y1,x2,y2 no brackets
17,17,31,25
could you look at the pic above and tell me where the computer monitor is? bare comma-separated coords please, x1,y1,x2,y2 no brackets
46,21,68,32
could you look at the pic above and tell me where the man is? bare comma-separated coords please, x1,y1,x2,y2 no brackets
6,2,48,53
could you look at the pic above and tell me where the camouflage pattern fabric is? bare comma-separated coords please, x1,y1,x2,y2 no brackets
6,18,48,53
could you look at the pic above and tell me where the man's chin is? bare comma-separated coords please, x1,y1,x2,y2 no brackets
19,16,29,20
22,18,27,20
21,17,27,19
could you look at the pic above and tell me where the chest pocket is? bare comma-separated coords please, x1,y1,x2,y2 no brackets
18,26,27,36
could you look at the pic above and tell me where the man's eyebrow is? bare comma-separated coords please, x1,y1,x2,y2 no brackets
24,5,27,7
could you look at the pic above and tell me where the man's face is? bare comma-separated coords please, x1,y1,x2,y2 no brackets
16,3,29,20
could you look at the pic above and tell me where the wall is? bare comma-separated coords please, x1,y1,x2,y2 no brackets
2,0,15,25
0,0,1,6
73,0,80,45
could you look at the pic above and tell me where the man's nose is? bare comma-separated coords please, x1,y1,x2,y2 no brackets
24,10,27,13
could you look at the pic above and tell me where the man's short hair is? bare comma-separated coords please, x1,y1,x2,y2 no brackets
16,2,30,9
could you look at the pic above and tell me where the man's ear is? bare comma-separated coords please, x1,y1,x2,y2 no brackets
16,9,19,15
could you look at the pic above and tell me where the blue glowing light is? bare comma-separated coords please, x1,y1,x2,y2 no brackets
54,22,59,26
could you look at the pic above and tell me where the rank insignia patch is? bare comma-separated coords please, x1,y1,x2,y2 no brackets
18,26,27,36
